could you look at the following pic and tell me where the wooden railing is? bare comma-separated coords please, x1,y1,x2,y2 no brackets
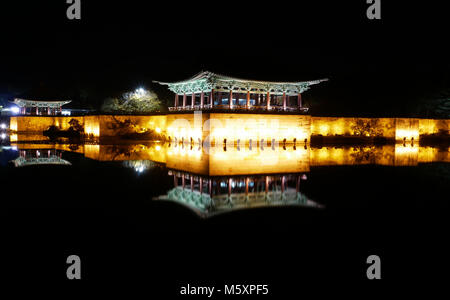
168,105,308,113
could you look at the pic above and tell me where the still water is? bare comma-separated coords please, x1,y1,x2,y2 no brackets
2,136,450,285
1,138,449,230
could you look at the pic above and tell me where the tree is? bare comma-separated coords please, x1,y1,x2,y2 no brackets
101,88,163,113
68,119,84,133
351,119,384,137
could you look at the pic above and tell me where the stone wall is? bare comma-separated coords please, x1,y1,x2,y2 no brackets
9,114,450,142
311,117,396,138
10,116,84,132
311,117,450,141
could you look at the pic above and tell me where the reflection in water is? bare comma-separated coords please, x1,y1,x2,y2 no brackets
6,141,450,217
9,142,450,169
156,172,322,218
123,160,157,174
12,149,71,167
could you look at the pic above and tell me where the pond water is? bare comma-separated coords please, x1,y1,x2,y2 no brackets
1,136,449,284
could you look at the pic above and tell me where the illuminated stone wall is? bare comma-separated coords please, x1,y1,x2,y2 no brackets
310,117,396,138
97,115,166,137
166,113,210,144
395,118,419,141
84,116,100,138
208,113,311,144
10,116,83,132
418,118,450,135
10,115,166,138
311,117,450,141
166,113,311,144
9,115,450,142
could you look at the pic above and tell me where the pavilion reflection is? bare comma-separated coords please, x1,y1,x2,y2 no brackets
155,172,321,218
12,148,71,167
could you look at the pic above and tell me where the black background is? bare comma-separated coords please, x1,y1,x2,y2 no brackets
0,1,449,116
1,1,449,296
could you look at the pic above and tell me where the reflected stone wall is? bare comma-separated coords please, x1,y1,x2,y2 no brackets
11,143,450,172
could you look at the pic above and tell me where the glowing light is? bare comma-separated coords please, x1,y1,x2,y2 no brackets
11,106,20,114
0,123,6,129
395,129,419,141
0,133,6,139
155,127,161,133
155,145,161,151
135,87,146,97
61,110,71,116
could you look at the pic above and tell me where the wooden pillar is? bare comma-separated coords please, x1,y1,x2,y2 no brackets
200,92,204,109
209,179,213,197
182,175,185,189
228,178,232,198
183,93,186,108
266,91,270,110
283,92,287,110
199,178,203,194
281,176,285,193
257,94,260,106
190,175,194,191
35,107,39,115
265,176,269,193
47,107,51,115
191,93,195,109
246,91,250,109
229,90,233,109
245,177,249,195
173,175,178,187
297,93,302,109
210,89,214,108
175,94,179,108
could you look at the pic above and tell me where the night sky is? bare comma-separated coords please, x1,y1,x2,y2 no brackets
0,1,448,116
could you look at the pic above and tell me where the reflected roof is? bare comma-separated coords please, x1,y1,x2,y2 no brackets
156,186,324,218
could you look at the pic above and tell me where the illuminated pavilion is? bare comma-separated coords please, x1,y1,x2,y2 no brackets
13,98,71,116
155,71,328,112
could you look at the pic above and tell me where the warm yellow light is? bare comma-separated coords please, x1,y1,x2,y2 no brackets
9,118,18,131
155,127,161,133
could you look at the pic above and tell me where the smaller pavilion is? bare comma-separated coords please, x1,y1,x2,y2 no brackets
155,71,328,112
12,98,71,116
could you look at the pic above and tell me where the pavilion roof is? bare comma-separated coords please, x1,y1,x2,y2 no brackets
154,71,328,95
12,98,71,108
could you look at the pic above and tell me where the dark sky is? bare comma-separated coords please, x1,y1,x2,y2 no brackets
0,1,448,116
